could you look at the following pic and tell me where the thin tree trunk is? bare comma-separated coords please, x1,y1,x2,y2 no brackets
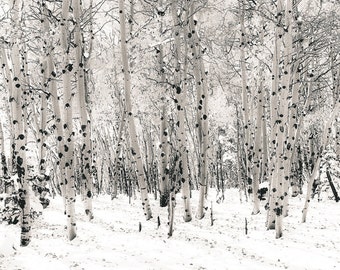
252,77,264,215
273,0,293,238
168,191,176,237
186,1,209,219
171,0,192,222
61,0,77,240
326,169,339,202
239,0,252,209
38,1,52,208
73,0,94,221
0,122,7,193
118,0,152,220
10,0,31,247
157,2,170,206
112,112,126,199
330,46,340,158
159,101,170,207
266,0,284,231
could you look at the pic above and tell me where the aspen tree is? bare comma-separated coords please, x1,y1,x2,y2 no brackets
272,0,294,238
236,109,247,202
251,6,267,215
279,0,294,220
330,47,340,158
282,11,308,210
3,22,18,179
60,0,77,240
157,0,170,207
112,111,126,199
159,101,170,207
73,0,94,221
0,50,12,192
239,0,254,212
266,0,284,230
84,0,97,200
110,35,125,199
118,0,152,220
147,128,157,198
260,15,269,186
37,0,52,207
0,122,7,191
186,2,203,195
9,0,31,246
186,1,209,219
252,75,264,215
261,100,269,185
38,1,65,198
171,0,192,222
289,17,303,196
48,46,65,197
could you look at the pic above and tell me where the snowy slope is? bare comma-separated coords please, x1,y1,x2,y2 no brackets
1,189,340,270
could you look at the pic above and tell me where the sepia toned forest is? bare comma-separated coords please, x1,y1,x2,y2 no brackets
0,0,339,258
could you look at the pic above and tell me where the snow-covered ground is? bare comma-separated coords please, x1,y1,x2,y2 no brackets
1,189,339,270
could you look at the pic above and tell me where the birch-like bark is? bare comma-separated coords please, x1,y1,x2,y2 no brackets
171,0,192,222
280,0,294,219
61,0,77,240
251,9,266,215
273,0,294,238
157,1,170,206
330,46,340,158
73,0,94,221
159,100,170,207
261,91,269,184
112,111,126,199
1,39,15,187
110,38,125,199
168,190,176,237
41,0,63,197
47,46,65,197
0,122,7,190
236,109,247,202
252,73,264,215
266,0,284,230
186,2,209,219
239,0,253,212
37,1,52,207
0,50,11,192
10,0,31,246
272,0,289,236
283,14,304,203
187,2,203,189
118,0,152,220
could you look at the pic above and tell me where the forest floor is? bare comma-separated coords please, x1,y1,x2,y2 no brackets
1,188,340,270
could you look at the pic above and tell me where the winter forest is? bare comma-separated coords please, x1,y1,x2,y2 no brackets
0,0,339,269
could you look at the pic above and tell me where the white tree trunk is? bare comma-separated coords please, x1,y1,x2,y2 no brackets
73,0,94,221
118,0,152,220
187,2,210,219
0,122,6,185
240,0,252,209
9,0,31,247
267,0,284,231
171,0,192,222
159,101,170,207
61,0,77,240
157,8,170,206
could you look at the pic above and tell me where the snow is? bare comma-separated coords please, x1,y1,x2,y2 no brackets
1,189,340,270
